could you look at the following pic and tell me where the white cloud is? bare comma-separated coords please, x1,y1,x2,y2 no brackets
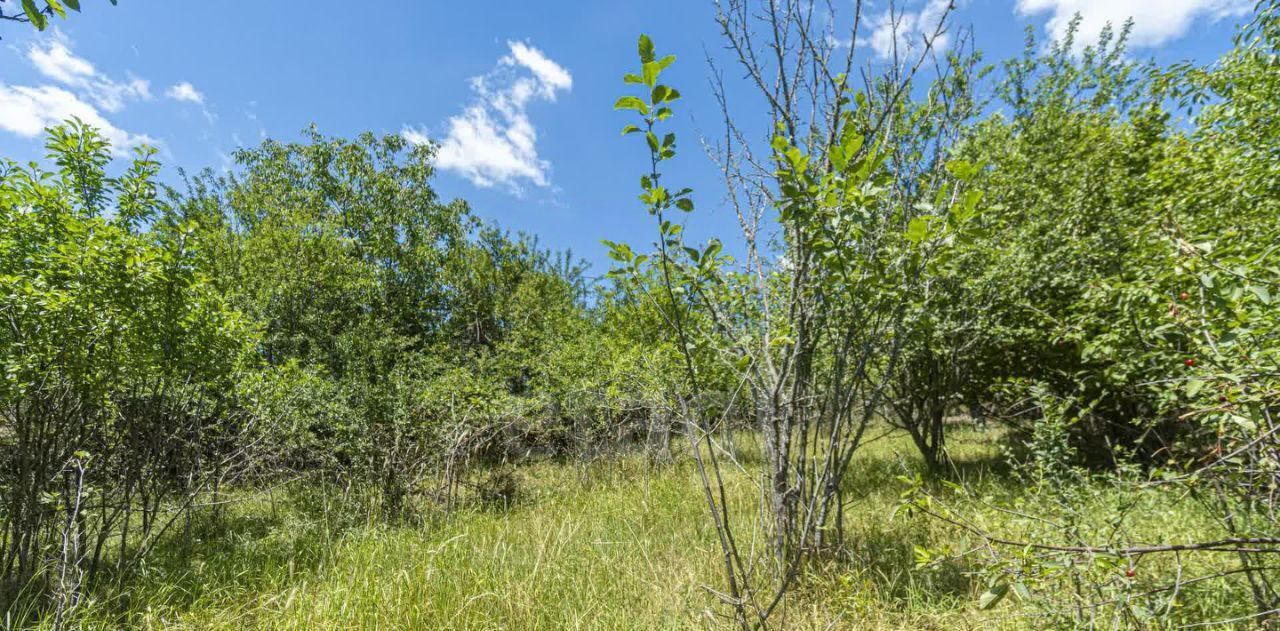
27,39,95,84
402,40,572,192
507,41,572,95
866,0,953,59
165,81,204,105
401,127,430,146
165,81,216,124
26,36,150,112
1,35,154,155
1017,0,1253,48
0,83,156,154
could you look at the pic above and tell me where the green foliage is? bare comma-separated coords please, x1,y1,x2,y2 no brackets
937,6,1279,471
3,2,1278,627
916,5,1280,622
0,0,114,31
0,120,250,612
2,122,679,617
176,128,677,518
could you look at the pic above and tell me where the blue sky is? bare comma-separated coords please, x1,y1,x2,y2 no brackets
0,0,1254,270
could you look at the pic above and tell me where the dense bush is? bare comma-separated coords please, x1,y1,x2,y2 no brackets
606,3,1279,627
0,122,250,617
895,8,1280,624
0,125,681,620
940,14,1280,469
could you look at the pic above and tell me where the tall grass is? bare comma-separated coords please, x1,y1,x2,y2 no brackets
39,428,1250,630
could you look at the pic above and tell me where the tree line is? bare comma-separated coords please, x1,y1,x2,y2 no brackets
0,124,687,620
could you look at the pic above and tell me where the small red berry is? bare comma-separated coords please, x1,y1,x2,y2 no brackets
1185,358,1196,367
1125,568,1136,578
1180,292,1190,301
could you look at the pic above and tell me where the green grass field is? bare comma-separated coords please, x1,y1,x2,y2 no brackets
50,428,1253,630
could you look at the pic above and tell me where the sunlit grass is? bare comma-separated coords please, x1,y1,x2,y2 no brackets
53,427,1253,630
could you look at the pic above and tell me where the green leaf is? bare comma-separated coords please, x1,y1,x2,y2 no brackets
651,186,668,204
978,583,1010,610
675,198,694,212
63,0,80,10
623,73,645,84
1231,414,1258,432
22,0,48,29
642,61,661,87
945,159,976,179
604,240,634,263
1186,378,1206,398
913,545,933,568
614,96,649,115
906,216,932,244
1251,285,1271,305
621,124,641,136
704,239,721,258
638,34,655,64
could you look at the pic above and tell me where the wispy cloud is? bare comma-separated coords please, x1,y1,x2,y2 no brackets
506,41,572,95
165,80,217,125
1017,0,1253,48
26,35,151,112
26,38,95,84
1,34,154,155
0,84,156,151
401,127,430,146
402,40,572,192
865,0,954,60
165,81,204,105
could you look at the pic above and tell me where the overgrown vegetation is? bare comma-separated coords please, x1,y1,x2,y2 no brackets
2,0,1278,628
